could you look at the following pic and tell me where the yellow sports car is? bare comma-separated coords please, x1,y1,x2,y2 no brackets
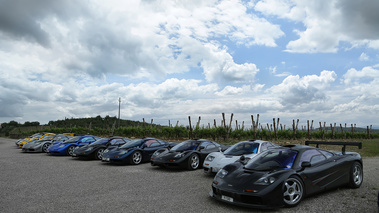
16,133,44,147
18,133,55,148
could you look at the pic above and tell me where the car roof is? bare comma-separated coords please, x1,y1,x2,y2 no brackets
279,144,315,151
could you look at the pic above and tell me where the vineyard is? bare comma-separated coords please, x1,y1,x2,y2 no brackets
6,114,378,142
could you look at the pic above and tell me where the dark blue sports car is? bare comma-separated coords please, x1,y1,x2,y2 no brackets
47,135,101,156
210,141,363,209
72,136,130,160
102,138,172,165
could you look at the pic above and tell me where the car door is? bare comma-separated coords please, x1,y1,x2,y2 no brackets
299,149,341,194
142,139,165,159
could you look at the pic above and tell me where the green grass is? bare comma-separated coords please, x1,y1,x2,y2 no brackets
359,139,379,157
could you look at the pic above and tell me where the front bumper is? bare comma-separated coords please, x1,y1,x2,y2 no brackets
22,147,42,153
210,182,284,209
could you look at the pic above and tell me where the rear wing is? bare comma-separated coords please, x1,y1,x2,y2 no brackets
305,141,362,154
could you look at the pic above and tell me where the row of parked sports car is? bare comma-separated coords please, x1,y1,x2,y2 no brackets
16,132,364,209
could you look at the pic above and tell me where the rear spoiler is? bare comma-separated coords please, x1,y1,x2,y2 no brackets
305,141,362,154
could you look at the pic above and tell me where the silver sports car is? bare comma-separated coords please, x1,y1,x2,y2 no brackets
22,134,72,153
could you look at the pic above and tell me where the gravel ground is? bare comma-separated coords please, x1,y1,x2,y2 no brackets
0,137,378,213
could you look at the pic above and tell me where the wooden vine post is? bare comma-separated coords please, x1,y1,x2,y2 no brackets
351,124,355,138
340,123,347,139
266,123,272,140
330,123,336,139
221,113,233,142
273,118,279,140
196,116,201,129
367,125,372,139
188,116,193,139
292,119,299,140
251,114,259,140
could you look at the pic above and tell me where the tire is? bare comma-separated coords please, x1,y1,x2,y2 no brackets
95,148,104,160
283,176,304,207
130,151,142,165
187,153,200,170
42,143,50,153
349,162,363,188
67,146,76,156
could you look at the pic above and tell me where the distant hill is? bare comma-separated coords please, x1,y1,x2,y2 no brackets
47,115,156,129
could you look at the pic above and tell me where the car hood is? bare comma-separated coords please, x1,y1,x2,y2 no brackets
216,166,291,190
106,147,134,154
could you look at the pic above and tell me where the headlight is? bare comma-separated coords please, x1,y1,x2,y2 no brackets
216,169,228,178
104,149,109,153
58,145,65,148
174,153,184,158
205,155,215,162
153,151,160,156
255,176,276,185
85,147,93,151
119,150,129,155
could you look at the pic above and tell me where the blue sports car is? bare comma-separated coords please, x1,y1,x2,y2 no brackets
47,135,101,156
102,138,172,165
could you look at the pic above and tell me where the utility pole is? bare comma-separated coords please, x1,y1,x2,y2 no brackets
118,97,121,128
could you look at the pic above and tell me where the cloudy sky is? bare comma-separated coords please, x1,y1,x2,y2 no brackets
1,0,378,129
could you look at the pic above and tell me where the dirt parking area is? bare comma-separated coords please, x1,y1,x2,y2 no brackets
0,137,378,212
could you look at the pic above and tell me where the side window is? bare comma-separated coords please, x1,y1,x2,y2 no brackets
144,140,158,147
319,150,334,159
110,139,123,146
310,154,326,164
299,149,324,167
149,142,161,148
81,137,89,142
260,142,269,151
205,144,216,150
198,142,211,150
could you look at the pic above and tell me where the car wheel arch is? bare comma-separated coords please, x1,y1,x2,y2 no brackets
282,174,305,207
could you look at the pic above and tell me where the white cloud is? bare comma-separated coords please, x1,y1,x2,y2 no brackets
267,70,337,108
342,65,379,85
359,52,369,61
254,0,379,53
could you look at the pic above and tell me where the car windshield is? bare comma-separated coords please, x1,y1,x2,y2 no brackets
171,140,200,151
224,142,259,155
62,136,82,144
90,138,110,146
52,135,68,142
245,148,298,171
119,139,143,149
42,135,55,140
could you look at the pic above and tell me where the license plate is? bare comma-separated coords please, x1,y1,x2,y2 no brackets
212,167,219,173
103,158,110,162
72,154,77,156
221,195,233,202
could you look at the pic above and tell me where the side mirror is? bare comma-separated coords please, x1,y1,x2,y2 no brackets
199,146,205,150
240,155,246,161
301,161,311,168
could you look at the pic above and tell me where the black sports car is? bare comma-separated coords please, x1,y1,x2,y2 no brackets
151,139,229,170
102,138,172,165
210,141,363,209
72,136,130,160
